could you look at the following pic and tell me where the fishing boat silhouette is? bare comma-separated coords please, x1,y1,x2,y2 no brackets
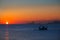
38,26,48,30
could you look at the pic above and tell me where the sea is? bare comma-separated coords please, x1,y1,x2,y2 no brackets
0,23,60,40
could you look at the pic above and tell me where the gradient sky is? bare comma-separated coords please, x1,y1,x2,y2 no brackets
0,0,60,24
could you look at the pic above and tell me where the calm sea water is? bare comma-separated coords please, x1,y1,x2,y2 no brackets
0,24,60,40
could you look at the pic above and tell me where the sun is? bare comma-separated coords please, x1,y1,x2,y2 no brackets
6,22,9,24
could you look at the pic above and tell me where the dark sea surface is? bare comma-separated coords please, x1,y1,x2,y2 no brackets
0,23,60,40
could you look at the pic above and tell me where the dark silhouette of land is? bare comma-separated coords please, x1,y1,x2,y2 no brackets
47,20,60,24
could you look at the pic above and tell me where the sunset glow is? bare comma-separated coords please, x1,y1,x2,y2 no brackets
0,0,60,24
6,22,8,24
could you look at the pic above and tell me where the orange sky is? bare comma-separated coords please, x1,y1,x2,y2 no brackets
0,5,60,24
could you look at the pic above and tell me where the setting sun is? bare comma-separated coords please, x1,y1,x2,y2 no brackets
6,22,8,24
